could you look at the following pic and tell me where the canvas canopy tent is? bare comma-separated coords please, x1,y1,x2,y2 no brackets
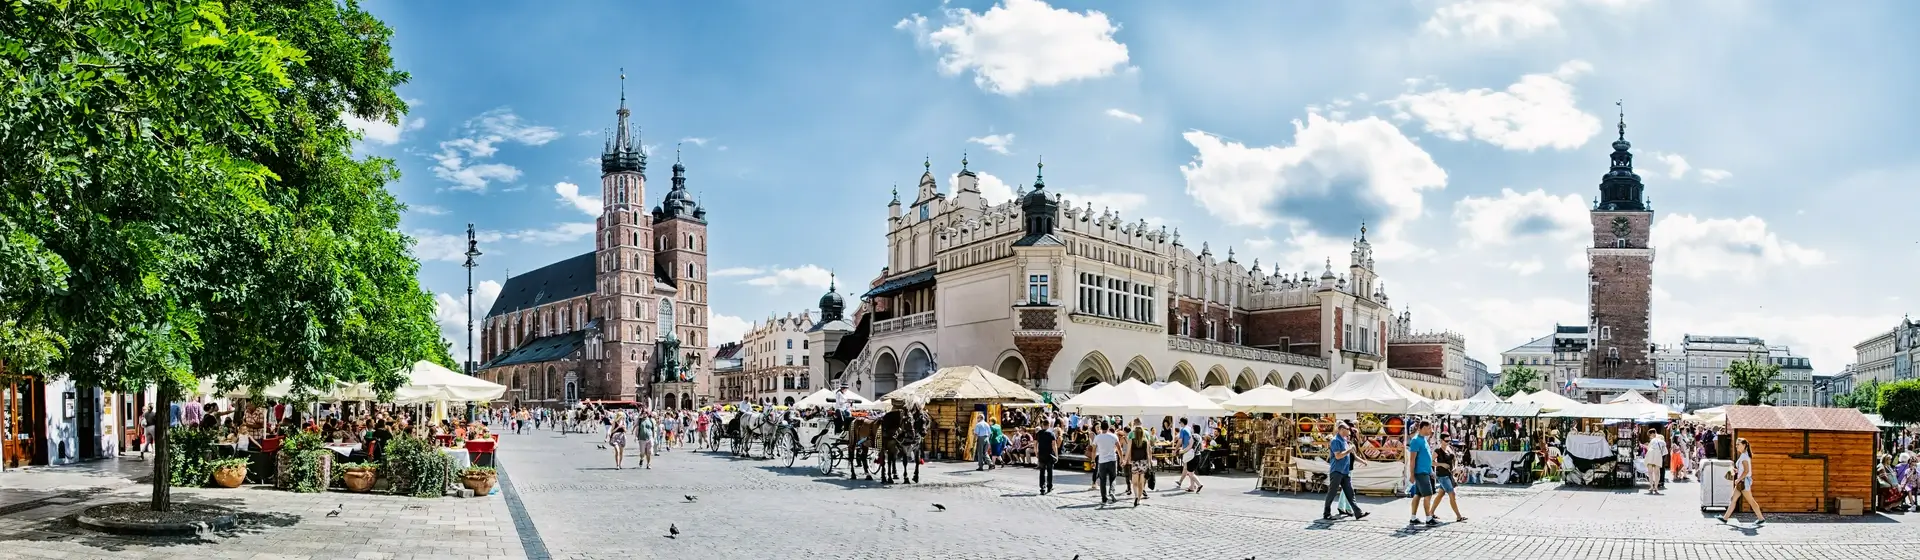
1153,382,1229,416
794,388,871,409
1291,371,1435,415
1221,384,1305,414
195,377,367,402
392,360,507,404
1507,389,1582,412
1071,379,1189,417
879,365,1042,402
1057,382,1115,413
1198,385,1237,404
1464,387,1502,402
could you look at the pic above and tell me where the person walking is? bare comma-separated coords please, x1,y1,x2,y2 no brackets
1092,421,1120,505
1719,438,1766,525
695,410,711,451
1646,428,1669,495
1127,426,1151,507
635,412,657,469
1406,420,1439,526
1176,418,1204,493
1434,437,1467,522
608,415,629,469
662,413,678,452
972,413,993,471
1034,419,1060,495
1324,421,1369,520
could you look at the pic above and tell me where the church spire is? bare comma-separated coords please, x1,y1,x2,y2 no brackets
601,69,646,176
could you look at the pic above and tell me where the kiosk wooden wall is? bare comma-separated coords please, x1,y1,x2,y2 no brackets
1725,405,1877,514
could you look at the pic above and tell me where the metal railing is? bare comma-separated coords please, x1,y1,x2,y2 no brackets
1167,337,1328,368
874,311,937,336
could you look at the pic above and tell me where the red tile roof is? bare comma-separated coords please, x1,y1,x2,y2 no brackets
1725,405,1879,433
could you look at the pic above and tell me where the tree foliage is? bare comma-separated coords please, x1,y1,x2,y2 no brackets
1833,379,1881,414
1,0,433,509
1494,365,1541,399
1878,379,1920,425
1725,358,1783,406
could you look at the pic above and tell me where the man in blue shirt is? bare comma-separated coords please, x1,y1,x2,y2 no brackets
1324,420,1368,520
1406,420,1439,525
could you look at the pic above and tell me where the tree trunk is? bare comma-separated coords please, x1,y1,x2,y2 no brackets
149,381,172,512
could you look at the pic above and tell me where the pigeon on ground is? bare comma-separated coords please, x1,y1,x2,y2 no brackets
684,495,698,503
668,523,680,538
931,503,946,512
326,504,342,518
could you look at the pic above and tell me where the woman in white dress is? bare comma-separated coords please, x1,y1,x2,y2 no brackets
1719,438,1767,525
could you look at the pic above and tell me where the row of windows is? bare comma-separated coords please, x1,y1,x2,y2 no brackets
1174,315,1241,344
1342,321,1378,355
1075,273,1156,323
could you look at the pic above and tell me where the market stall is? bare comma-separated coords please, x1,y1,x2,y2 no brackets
793,388,871,410
1722,405,1877,514
879,365,1042,461
1452,400,1542,484
1288,371,1435,495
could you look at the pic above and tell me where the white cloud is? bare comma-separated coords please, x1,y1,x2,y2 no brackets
1452,188,1589,247
953,172,1017,204
967,133,1016,155
1179,114,1447,248
1505,259,1545,275
1417,296,1587,365
1650,214,1826,280
1423,0,1563,41
680,137,711,147
434,279,503,364
1105,108,1143,123
505,222,597,245
430,108,562,192
410,229,503,262
1650,151,1691,180
1244,236,1276,252
553,182,601,216
1385,61,1602,151
708,314,751,346
896,0,1131,95
742,265,834,294
1698,169,1733,184
711,267,766,277
409,204,450,216
343,113,425,146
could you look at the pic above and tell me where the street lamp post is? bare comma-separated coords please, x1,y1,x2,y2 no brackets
463,224,482,377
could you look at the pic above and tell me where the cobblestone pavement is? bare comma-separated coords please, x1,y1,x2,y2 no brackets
0,458,522,559
501,429,1920,560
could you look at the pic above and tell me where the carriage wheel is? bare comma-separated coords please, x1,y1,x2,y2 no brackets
776,432,796,467
817,440,838,476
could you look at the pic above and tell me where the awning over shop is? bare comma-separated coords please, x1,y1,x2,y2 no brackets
861,268,937,299
1456,401,1542,417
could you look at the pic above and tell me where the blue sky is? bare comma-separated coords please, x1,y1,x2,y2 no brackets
360,0,1918,372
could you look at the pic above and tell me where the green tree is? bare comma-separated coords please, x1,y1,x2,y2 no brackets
1,0,434,511
1833,379,1881,414
1877,379,1920,424
1494,365,1542,398
1725,357,1783,406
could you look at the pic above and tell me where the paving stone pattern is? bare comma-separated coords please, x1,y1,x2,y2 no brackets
0,459,523,560
500,429,1920,560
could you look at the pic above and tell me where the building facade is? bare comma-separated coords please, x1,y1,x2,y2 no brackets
1853,315,1918,385
1680,335,1769,409
1766,346,1816,406
1654,344,1687,409
1499,325,1591,397
473,86,712,411
828,158,1466,400
1463,356,1491,396
710,342,743,403
1584,114,1657,383
1814,367,1856,408
732,311,816,406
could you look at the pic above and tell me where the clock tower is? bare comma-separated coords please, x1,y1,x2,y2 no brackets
1584,102,1656,383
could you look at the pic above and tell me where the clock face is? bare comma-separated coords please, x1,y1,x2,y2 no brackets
1611,216,1631,238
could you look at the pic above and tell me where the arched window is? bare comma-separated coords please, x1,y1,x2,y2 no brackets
687,233,695,250
687,263,695,279
658,298,676,332
634,301,643,319
618,184,628,204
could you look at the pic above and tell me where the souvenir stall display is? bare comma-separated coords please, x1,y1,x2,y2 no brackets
1286,372,1436,496
1453,401,1543,484
879,365,1043,461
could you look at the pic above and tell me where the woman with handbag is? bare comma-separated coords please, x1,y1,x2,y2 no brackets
1719,438,1766,525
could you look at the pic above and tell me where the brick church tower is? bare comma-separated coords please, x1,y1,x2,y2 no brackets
650,148,709,407
595,76,655,401
1584,103,1655,381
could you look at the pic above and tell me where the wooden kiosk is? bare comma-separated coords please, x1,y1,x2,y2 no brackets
1723,405,1878,514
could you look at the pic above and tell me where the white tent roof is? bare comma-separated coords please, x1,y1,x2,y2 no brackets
1508,389,1582,412
1154,382,1228,416
1058,382,1115,413
393,360,506,404
1291,371,1435,415
1197,385,1237,403
1465,387,1502,402
794,388,870,409
880,365,1042,402
1222,384,1303,414
1071,379,1189,417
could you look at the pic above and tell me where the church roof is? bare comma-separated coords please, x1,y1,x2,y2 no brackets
479,330,586,369
485,252,596,318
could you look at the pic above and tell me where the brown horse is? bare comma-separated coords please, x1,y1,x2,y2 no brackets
846,416,880,481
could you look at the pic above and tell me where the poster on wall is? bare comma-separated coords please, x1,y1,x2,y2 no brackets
63,391,76,419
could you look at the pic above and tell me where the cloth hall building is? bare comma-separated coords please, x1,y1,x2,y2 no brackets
811,158,1469,400
472,88,712,410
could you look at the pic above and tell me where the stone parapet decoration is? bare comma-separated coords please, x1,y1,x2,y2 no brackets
874,311,937,336
1386,367,1456,385
1169,337,1328,368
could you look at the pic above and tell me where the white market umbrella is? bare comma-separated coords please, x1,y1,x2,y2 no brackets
1058,382,1116,414
1291,371,1435,415
880,365,1042,402
393,360,507,404
1155,382,1229,416
1197,385,1237,403
1072,379,1188,417
795,388,870,409
1508,389,1582,412
1223,384,1304,414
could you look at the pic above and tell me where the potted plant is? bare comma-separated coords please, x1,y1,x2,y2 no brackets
209,457,250,488
459,466,497,496
340,461,378,493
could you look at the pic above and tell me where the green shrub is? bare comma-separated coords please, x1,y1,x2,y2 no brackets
208,457,250,470
383,435,451,497
166,428,222,487
1877,379,1920,424
276,431,331,493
